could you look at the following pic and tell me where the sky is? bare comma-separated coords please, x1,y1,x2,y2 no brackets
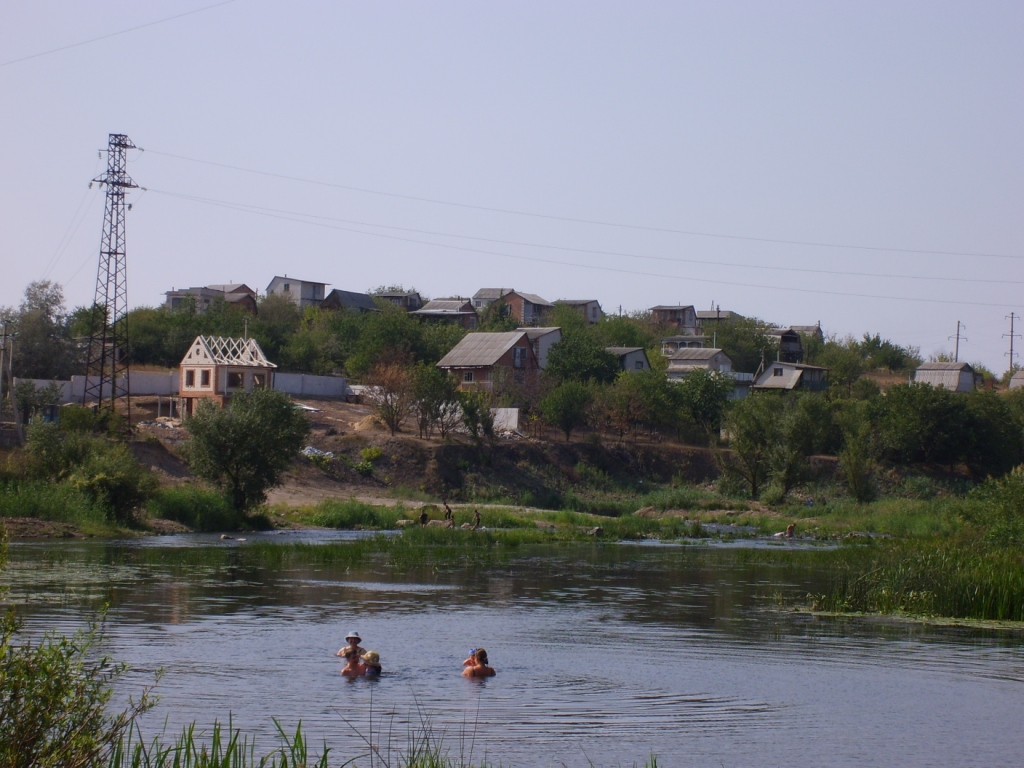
1,1,1022,372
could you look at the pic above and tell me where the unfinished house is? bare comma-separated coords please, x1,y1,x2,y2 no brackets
661,334,709,354
606,347,650,372
266,276,328,308
555,299,603,324
411,299,478,329
178,336,277,416
913,362,975,393
436,331,539,392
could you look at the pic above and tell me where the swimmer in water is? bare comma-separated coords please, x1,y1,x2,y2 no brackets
336,630,366,659
341,648,365,677
361,650,382,676
462,648,496,678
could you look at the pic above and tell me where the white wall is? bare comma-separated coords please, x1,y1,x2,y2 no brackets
273,373,349,397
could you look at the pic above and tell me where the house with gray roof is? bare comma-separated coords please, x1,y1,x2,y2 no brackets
321,289,380,313
165,283,257,314
666,348,753,398
437,331,539,391
913,361,975,392
373,289,423,311
520,327,561,369
651,304,698,333
752,361,828,392
266,276,328,308
472,288,515,311
412,299,478,329
496,291,554,326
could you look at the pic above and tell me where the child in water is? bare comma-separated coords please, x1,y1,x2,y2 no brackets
462,648,496,678
362,651,382,676
341,649,364,677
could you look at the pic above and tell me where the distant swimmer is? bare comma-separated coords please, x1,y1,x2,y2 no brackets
336,630,366,659
362,650,382,677
462,648,496,678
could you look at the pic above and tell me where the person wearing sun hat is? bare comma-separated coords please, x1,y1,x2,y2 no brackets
361,650,382,676
336,630,366,660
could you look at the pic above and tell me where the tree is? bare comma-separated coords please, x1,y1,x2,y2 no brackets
546,334,620,385
185,388,310,512
459,390,495,446
4,281,77,380
540,381,593,441
252,293,302,363
816,337,865,395
366,363,413,435
675,369,733,436
713,316,778,374
411,365,461,439
874,383,972,467
722,395,784,498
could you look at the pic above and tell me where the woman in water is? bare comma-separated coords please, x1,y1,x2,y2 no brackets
462,648,496,678
336,630,365,659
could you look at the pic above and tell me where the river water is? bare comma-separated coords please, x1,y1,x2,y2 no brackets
4,531,1023,767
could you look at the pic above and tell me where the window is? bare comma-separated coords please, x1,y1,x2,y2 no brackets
283,283,290,292
252,374,266,388
201,369,211,387
774,368,783,377
185,370,195,387
463,371,474,383
474,300,482,308
227,372,244,388
591,307,598,319
513,347,526,368
635,360,644,370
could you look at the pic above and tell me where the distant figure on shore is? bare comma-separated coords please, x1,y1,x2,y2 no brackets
361,650,382,677
336,630,365,659
444,502,454,521
419,509,429,527
472,509,482,530
462,647,496,677
774,524,797,539
341,649,365,677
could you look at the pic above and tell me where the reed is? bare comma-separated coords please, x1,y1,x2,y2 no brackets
148,486,242,532
0,479,109,531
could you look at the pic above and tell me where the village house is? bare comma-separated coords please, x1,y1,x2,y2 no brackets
165,283,258,314
555,299,603,324
665,347,753,398
472,288,515,311
606,347,650,372
373,289,423,311
436,331,539,391
1010,369,1024,390
178,335,276,416
913,361,975,393
751,361,828,392
791,323,825,345
519,327,561,369
494,291,554,326
411,299,478,329
266,276,327,308
321,289,379,313
651,304,698,333
695,308,740,326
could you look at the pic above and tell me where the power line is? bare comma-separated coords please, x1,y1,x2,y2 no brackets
144,187,1024,287
141,147,1024,261
147,185,1021,309
0,0,238,69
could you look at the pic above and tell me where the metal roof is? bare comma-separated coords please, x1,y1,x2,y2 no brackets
323,289,379,311
917,361,973,371
437,331,528,368
605,346,644,355
473,288,514,300
555,299,599,306
790,325,823,335
267,275,327,287
374,290,420,298
516,292,553,306
519,327,561,340
667,347,725,361
207,283,255,295
414,300,474,313
651,304,695,311
182,336,276,368
695,310,738,320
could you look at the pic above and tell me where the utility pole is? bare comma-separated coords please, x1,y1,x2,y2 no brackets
949,321,966,362
83,134,137,424
1006,312,1021,373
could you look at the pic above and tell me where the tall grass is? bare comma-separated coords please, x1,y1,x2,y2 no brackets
310,499,405,530
0,480,108,530
148,486,242,532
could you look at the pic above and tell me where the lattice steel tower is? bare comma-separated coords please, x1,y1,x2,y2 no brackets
83,133,137,421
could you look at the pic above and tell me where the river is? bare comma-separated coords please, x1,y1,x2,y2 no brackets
3,531,1023,767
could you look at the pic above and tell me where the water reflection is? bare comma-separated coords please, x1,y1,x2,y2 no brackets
3,537,1023,767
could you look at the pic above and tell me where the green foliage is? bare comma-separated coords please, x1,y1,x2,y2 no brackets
674,369,733,435
69,443,158,524
13,380,62,421
361,446,383,463
411,365,461,439
0,481,107,529
713,316,778,373
592,312,662,350
836,401,876,502
309,498,403,529
4,281,78,380
0,613,155,768
367,363,414,436
963,390,1024,477
185,388,310,512
147,486,241,532
58,404,103,433
961,466,1024,546
858,332,921,372
545,326,620,385
540,381,594,441
458,391,494,445
722,396,784,498
815,337,864,394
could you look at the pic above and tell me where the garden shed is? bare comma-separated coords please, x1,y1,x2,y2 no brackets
179,335,276,416
913,361,975,393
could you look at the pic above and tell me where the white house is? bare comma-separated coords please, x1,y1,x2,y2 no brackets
519,327,562,369
913,362,975,393
266,276,328,308
606,347,650,372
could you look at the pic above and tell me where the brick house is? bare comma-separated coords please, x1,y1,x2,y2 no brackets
651,304,698,332
494,291,554,326
436,331,539,391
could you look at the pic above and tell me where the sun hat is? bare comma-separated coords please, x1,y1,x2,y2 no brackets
361,651,380,665
345,630,361,641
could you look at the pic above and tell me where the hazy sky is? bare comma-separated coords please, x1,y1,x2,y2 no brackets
2,1,1022,371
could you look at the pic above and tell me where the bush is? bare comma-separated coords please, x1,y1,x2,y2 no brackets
147,486,241,532
360,446,383,463
0,481,106,528
69,443,157,523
